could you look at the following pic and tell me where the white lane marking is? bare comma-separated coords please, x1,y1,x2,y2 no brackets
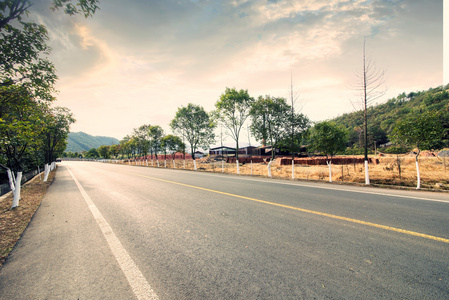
66,166,159,300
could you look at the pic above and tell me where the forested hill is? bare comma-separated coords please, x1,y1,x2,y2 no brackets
66,132,119,153
332,85,449,149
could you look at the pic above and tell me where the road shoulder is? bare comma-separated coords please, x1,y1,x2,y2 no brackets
0,165,135,299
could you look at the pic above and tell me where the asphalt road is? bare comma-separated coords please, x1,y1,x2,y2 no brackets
1,161,448,299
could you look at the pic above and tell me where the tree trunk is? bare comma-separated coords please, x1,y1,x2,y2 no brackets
44,164,50,182
236,159,240,174
292,160,295,179
363,39,369,185
415,155,421,189
364,160,370,184
327,158,332,182
268,159,273,177
11,172,22,208
7,169,15,192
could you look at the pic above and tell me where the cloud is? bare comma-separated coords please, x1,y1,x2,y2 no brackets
26,0,443,140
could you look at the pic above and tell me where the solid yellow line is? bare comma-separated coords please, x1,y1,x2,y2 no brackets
130,172,449,244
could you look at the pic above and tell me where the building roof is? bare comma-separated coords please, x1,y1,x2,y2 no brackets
209,146,236,151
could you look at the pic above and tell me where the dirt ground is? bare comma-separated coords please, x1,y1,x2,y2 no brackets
0,170,55,267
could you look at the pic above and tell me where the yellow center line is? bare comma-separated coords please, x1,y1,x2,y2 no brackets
130,172,449,244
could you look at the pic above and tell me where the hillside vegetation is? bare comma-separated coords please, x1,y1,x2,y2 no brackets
332,84,449,151
65,132,119,153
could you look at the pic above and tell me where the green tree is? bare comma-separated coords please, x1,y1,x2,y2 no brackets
161,134,184,162
250,96,309,160
133,124,151,158
309,121,348,182
97,145,109,158
50,0,100,17
109,144,119,158
119,135,133,159
215,87,254,162
0,0,100,30
148,125,163,161
170,103,215,169
85,147,99,158
0,85,45,173
41,106,75,164
390,110,445,189
0,85,47,208
1,5,57,101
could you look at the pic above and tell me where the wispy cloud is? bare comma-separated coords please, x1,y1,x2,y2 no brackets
30,0,443,139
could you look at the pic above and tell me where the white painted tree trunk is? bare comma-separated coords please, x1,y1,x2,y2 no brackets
193,160,197,171
173,159,176,169
11,172,22,208
164,160,167,168
157,160,160,167
236,160,240,174
415,158,421,189
327,160,332,182
146,159,148,166
364,160,370,185
268,160,273,177
183,159,186,169
7,169,15,192
292,160,295,179
222,160,224,173
38,166,42,181
43,164,50,182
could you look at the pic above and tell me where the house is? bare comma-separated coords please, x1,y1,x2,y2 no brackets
238,146,258,156
209,146,236,156
193,151,205,159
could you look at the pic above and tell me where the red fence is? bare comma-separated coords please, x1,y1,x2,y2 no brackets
226,156,267,164
133,152,192,161
277,157,380,166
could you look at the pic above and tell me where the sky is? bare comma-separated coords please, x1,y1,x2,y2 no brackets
29,0,446,145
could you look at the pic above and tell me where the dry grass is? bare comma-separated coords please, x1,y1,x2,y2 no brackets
0,170,55,267
126,153,449,190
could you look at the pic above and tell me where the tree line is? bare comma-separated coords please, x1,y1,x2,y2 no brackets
1,0,99,207
68,88,312,164
67,85,449,166
71,84,447,189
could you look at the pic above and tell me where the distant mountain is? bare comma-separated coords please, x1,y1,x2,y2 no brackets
65,132,119,153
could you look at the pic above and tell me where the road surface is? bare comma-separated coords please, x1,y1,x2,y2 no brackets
0,161,448,299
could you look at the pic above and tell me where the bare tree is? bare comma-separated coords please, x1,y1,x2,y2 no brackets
289,73,305,179
353,39,387,184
